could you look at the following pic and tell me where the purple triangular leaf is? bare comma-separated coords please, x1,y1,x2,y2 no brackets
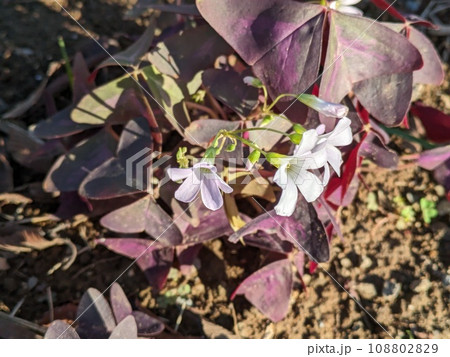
197,0,324,97
100,196,183,246
231,259,292,322
417,146,450,171
183,119,240,148
109,315,138,339
44,130,116,192
131,311,165,337
45,320,80,339
230,198,329,262
176,244,202,275
110,283,133,324
79,157,140,199
359,131,399,169
202,69,259,116
76,288,116,338
97,238,173,289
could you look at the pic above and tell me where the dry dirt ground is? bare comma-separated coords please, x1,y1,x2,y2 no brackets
0,0,449,339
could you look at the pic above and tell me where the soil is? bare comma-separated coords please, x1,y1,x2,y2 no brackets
0,0,449,339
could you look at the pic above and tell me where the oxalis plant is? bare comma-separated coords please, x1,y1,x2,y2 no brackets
8,0,444,323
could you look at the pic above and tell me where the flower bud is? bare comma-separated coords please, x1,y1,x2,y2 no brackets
293,123,306,134
298,94,348,118
247,150,261,164
261,114,274,127
289,133,302,145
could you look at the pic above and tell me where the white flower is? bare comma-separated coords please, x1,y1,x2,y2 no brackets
329,0,363,16
167,162,233,211
274,130,327,216
313,117,353,185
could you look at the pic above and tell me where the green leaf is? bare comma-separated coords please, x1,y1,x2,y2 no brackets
71,74,135,124
141,65,190,135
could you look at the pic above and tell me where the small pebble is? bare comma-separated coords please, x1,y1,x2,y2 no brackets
382,281,401,300
356,282,377,299
360,256,373,271
442,275,450,288
302,274,311,285
435,185,446,198
341,258,353,269
411,279,432,293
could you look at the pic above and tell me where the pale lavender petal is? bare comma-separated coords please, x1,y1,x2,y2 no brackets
323,163,331,186
174,174,200,203
274,163,289,189
293,130,319,157
299,95,349,118
274,176,298,216
327,117,353,147
297,171,324,202
213,173,233,194
326,145,343,175
339,5,363,16
193,161,217,173
200,177,223,210
167,167,192,181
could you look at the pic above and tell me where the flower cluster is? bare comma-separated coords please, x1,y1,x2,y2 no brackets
273,117,352,216
167,80,353,217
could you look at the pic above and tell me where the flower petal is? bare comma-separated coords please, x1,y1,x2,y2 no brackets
274,176,298,217
297,171,324,202
322,163,331,186
326,145,343,175
274,162,290,189
339,5,363,16
174,174,200,203
293,130,319,157
200,177,223,210
327,117,353,147
167,167,192,181
213,173,233,194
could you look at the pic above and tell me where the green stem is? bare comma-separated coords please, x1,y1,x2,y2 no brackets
380,126,438,150
57,36,73,91
228,133,268,156
230,127,290,137
266,93,299,112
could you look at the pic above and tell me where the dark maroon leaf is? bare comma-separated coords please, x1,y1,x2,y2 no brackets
76,288,116,339
100,196,183,246
117,116,153,164
240,232,292,254
147,25,232,81
109,315,138,339
231,259,292,322
45,320,80,339
229,198,329,262
79,158,140,199
180,206,234,246
44,130,116,192
72,52,95,103
202,69,259,116
110,283,133,324
184,119,239,148
370,0,407,22
359,131,398,169
176,244,202,275
320,11,422,125
97,238,173,289
410,102,450,143
131,311,164,337
353,73,413,126
197,0,324,97
34,106,98,139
